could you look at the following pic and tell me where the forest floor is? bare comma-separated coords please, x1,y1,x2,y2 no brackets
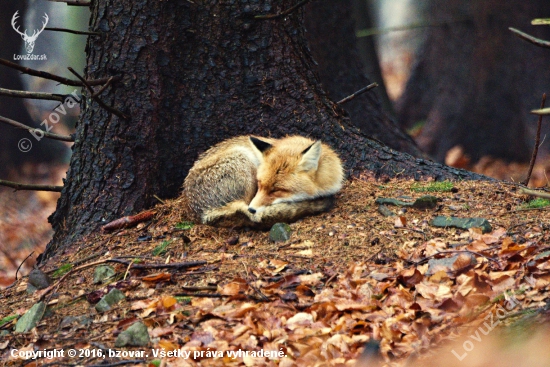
2,176,550,366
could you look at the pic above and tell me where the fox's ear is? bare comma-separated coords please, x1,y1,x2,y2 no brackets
250,137,273,154
299,141,322,171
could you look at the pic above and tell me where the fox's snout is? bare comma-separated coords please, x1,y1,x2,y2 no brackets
248,190,272,215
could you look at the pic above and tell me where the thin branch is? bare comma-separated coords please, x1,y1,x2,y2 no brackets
45,27,100,36
39,258,207,302
101,211,155,231
48,0,91,6
0,87,65,102
92,76,114,98
337,83,378,105
356,19,469,38
0,115,74,142
0,58,117,86
499,205,550,216
509,27,550,49
255,0,311,20
106,258,207,270
523,93,546,186
15,252,34,280
181,286,218,291
532,18,550,26
175,293,227,298
531,107,550,116
0,179,62,192
520,187,550,200
68,67,129,119
153,194,166,204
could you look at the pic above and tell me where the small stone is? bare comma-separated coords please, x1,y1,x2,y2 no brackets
411,195,439,209
15,302,46,333
27,269,52,291
269,223,292,242
429,216,492,233
115,322,150,347
95,288,126,312
93,265,116,284
225,236,239,245
378,205,395,217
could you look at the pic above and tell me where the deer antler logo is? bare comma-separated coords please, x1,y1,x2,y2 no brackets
11,11,49,54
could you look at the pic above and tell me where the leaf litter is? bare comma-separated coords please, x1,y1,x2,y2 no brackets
1,179,550,366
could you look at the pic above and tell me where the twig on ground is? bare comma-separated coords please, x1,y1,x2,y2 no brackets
153,195,166,204
181,286,218,291
102,211,156,231
15,252,34,280
40,258,207,301
324,273,338,287
0,115,74,142
0,179,63,192
336,83,378,105
246,280,269,301
519,187,550,199
255,0,311,20
523,93,546,186
179,266,219,276
175,293,227,298
500,206,550,216
509,27,550,48
106,258,207,270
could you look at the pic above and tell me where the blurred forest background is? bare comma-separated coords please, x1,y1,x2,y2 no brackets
1,0,549,286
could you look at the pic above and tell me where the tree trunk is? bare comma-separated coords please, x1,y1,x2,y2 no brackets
0,0,65,178
44,0,485,260
303,0,422,157
397,0,550,163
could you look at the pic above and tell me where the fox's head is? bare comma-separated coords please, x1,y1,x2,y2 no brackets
247,136,343,214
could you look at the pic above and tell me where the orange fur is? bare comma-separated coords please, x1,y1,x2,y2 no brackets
182,135,344,228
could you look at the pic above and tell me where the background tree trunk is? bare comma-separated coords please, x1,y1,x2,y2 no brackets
0,0,65,178
44,0,485,260
303,0,422,157
396,0,550,163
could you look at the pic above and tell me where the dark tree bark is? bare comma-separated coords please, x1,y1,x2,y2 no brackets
44,0,485,260
303,0,422,157
0,0,65,178
397,0,550,163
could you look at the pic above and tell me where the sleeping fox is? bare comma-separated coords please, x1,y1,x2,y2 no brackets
182,135,344,228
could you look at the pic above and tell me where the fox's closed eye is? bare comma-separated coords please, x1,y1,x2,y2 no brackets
271,188,288,194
